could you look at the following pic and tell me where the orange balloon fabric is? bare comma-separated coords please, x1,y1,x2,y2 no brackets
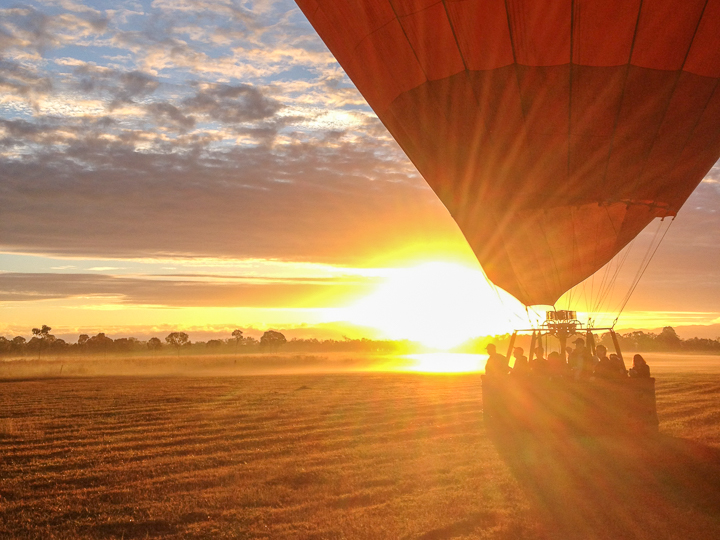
296,0,720,306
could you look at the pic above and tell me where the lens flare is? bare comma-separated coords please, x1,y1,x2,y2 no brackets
340,262,520,349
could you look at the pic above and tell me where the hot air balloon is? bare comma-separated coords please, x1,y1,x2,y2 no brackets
296,0,720,308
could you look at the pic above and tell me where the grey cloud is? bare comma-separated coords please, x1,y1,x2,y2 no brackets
114,71,159,103
9,6,57,53
66,65,280,131
72,65,159,106
114,30,205,65
0,117,46,138
0,115,119,147
183,83,282,123
0,117,77,147
0,127,453,266
145,102,196,130
84,14,110,33
0,59,52,100
0,273,374,308
129,0,271,45
0,26,14,51
0,6,109,55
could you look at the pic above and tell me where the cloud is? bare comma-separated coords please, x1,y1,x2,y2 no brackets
0,0,452,269
88,266,126,271
182,82,282,123
0,58,53,106
0,5,109,56
0,272,376,308
0,125,459,265
144,101,195,130
67,63,163,108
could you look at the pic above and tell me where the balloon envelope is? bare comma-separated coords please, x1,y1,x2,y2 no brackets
296,0,720,306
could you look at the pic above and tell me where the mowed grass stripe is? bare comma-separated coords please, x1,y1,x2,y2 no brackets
3,414,486,485
2,373,720,539
2,397,482,450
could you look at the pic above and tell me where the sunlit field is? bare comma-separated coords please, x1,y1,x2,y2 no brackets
2,354,720,539
2,350,720,379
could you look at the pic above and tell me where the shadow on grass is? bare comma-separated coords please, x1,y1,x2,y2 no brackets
490,428,720,539
88,519,177,539
414,510,500,540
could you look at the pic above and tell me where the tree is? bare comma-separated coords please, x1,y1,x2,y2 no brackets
87,333,113,356
206,339,223,349
32,325,52,338
260,330,287,350
30,325,55,357
147,337,162,351
231,329,244,352
49,338,67,352
113,338,134,352
78,334,90,347
27,337,45,356
657,326,682,350
621,331,657,351
165,332,189,355
11,336,26,352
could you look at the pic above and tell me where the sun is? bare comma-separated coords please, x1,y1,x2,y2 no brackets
340,261,520,350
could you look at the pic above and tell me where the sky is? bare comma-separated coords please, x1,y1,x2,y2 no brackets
2,0,720,348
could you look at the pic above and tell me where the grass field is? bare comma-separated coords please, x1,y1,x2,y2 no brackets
2,355,720,539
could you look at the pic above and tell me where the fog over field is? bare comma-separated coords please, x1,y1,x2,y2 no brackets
1,351,719,379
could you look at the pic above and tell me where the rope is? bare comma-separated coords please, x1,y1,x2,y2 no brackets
558,207,672,330
613,216,674,325
589,206,623,313
594,234,636,316
586,207,636,319
611,218,665,318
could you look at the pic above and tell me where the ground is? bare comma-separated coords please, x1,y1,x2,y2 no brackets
1,357,720,539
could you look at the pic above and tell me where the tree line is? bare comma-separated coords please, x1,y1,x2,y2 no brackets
0,326,410,357
598,326,720,353
459,326,720,354
4,324,715,358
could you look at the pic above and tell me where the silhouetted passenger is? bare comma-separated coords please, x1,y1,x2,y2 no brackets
484,343,509,376
629,354,650,378
609,353,628,377
568,338,588,379
510,347,529,376
530,346,548,375
593,344,616,379
588,347,600,371
547,351,567,378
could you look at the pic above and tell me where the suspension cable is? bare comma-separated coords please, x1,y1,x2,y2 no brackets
613,216,674,325
593,234,637,317
591,205,632,316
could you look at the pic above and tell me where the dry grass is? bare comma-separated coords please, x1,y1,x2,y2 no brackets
1,364,720,539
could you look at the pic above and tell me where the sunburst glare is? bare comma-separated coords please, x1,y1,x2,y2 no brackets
397,352,488,373
339,262,521,350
